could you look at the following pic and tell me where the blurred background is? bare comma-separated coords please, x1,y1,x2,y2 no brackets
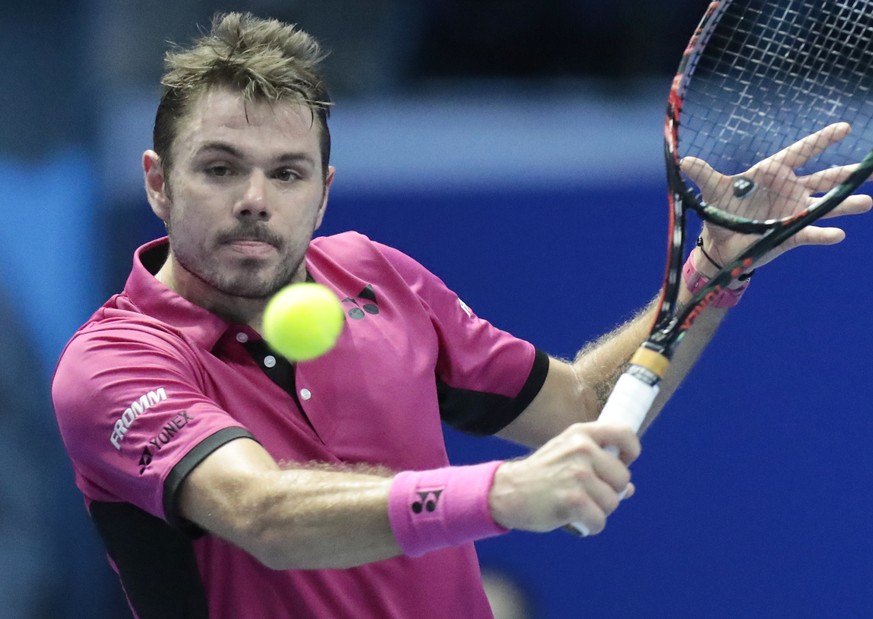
3,1,872,617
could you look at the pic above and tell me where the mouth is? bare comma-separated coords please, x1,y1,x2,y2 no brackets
219,227,282,259
224,239,277,258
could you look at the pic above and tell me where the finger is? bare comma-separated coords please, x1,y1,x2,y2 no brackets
565,475,623,536
790,226,846,248
772,122,851,170
680,156,723,195
802,163,869,193
585,450,631,497
580,474,625,516
568,499,608,536
816,193,873,219
586,424,642,466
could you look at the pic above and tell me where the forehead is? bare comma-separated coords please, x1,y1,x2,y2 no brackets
175,88,322,159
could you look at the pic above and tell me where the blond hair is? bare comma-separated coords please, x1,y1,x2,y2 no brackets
153,12,332,178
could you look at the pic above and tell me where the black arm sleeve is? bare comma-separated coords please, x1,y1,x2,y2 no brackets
438,349,550,436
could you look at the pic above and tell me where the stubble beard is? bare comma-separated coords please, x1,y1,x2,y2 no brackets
169,232,307,301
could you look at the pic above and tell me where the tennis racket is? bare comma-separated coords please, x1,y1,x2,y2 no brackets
571,0,873,535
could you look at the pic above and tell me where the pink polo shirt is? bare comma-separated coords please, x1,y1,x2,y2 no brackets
52,232,548,619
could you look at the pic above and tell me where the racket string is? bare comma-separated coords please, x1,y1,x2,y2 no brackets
676,0,873,222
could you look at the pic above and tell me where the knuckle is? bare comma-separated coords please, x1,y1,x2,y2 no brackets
567,431,595,455
552,503,573,524
566,492,592,513
560,489,612,535
602,493,621,514
615,468,631,489
572,465,595,484
556,490,590,521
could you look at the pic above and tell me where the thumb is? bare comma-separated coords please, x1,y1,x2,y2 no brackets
680,156,722,196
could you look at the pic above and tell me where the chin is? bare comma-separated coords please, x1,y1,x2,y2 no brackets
219,271,293,300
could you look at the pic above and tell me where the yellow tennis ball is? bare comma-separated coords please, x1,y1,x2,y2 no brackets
262,282,344,361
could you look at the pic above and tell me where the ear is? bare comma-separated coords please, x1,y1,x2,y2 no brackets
314,165,335,231
143,150,171,222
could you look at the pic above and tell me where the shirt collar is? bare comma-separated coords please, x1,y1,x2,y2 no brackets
124,236,239,351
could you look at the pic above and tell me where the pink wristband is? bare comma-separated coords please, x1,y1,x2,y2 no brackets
388,461,509,557
682,251,751,308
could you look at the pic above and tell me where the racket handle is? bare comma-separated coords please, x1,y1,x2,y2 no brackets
567,371,660,536
598,371,660,432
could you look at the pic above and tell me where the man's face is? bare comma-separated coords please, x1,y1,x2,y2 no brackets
156,88,332,300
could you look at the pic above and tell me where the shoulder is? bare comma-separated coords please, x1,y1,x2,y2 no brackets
60,306,190,367
310,231,403,263
311,232,434,280
53,310,196,413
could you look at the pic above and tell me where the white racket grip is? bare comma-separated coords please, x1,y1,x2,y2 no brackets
568,372,660,536
598,372,660,433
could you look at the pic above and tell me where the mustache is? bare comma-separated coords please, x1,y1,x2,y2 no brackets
217,224,283,248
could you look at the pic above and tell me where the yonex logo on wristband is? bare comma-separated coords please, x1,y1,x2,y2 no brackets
388,463,507,557
411,490,442,514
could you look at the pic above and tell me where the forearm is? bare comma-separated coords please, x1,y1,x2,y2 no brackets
576,244,735,434
505,256,734,447
572,298,658,416
178,442,401,569
499,300,659,446
243,467,400,569
640,300,726,434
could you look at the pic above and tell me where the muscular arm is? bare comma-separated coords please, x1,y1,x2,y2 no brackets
177,438,401,569
498,244,728,448
500,185,870,448
501,123,873,449
178,427,640,565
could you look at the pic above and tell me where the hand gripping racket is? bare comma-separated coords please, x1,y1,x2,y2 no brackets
571,0,873,535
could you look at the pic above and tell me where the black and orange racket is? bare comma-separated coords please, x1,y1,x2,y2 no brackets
572,0,873,535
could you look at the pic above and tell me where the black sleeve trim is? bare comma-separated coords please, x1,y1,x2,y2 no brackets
438,349,550,436
163,427,256,531
89,501,209,619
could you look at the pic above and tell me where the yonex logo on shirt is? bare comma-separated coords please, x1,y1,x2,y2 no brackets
342,284,380,320
109,388,168,450
138,446,153,475
138,410,193,474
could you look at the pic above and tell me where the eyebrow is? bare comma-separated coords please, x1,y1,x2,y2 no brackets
195,141,316,167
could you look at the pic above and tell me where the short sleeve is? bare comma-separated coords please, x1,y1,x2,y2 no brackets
372,241,549,435
52,322,252,524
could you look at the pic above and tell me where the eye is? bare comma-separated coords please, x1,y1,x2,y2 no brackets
273,168,301,182
206,165,232,177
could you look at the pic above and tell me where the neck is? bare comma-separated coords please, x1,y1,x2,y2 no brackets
155,253,271,328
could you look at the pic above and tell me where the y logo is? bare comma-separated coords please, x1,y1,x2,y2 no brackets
138,446,153,475
342,284,380,320
411,489,443,514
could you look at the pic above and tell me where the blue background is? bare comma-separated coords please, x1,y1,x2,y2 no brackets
4,2,873,617
323,181,873,619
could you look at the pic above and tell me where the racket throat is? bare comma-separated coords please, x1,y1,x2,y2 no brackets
626,346,671,388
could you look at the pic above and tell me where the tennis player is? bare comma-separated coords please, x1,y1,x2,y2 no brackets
51,12,870,619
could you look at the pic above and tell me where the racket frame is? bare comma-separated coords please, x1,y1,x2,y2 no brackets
567,0,873,536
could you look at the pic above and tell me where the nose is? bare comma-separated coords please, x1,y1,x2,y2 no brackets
233,171,271,220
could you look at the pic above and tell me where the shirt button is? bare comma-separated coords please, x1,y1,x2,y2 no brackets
236,332,249,343
264,355,277,368
300,388,312,400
